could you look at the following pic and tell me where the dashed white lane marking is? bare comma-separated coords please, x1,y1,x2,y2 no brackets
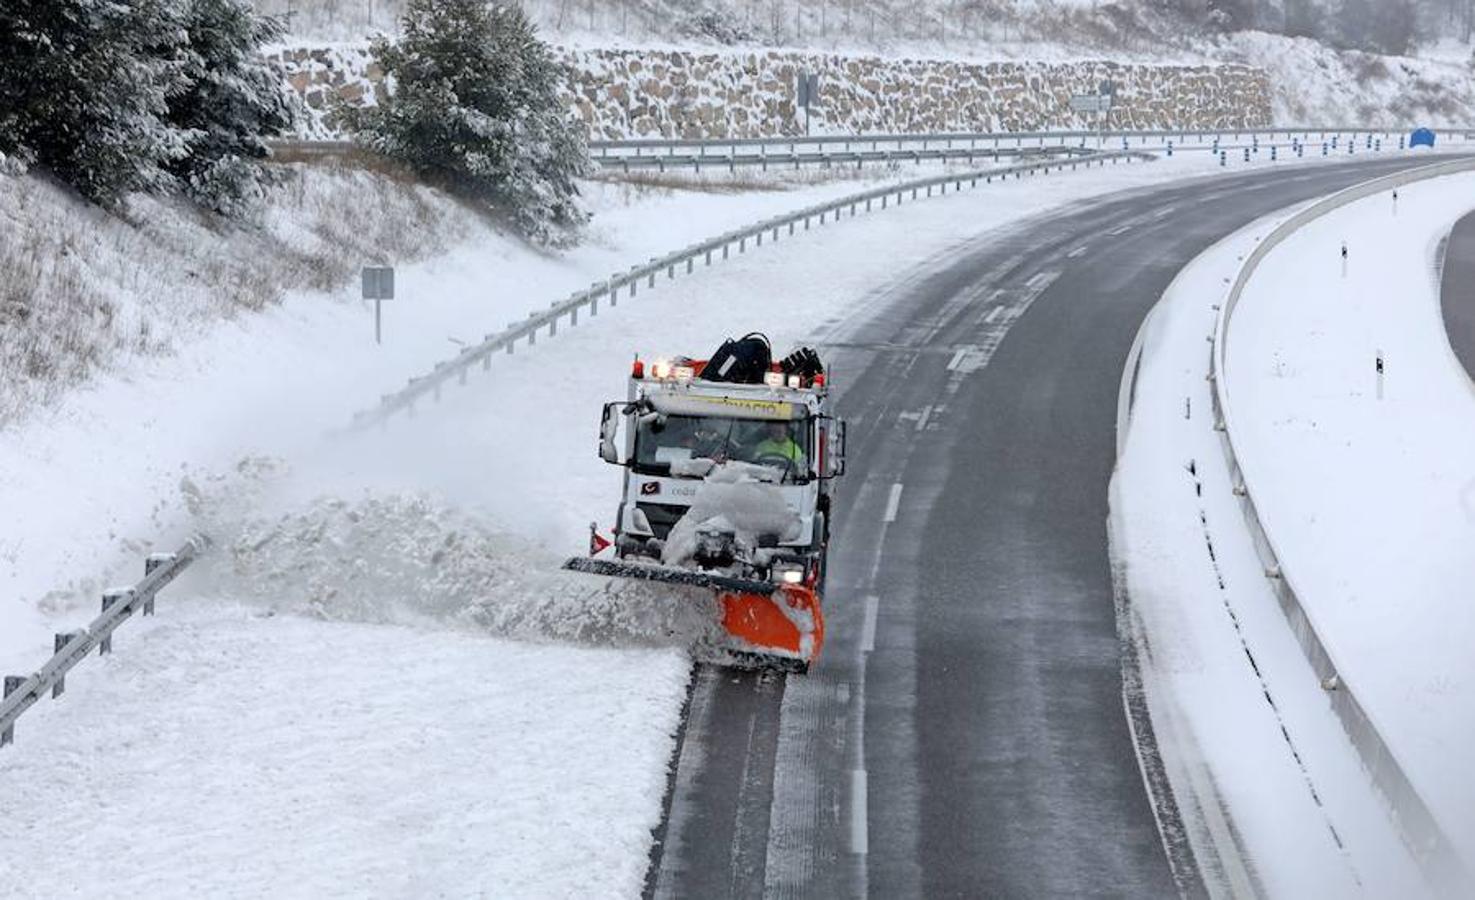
985,306,1005,324
1108,224,1133,236
883,483,904,523
1067,245,1089,258
1152,205,1178,219
945,347,970,371
1025,270,1055,290
915,404,934,432
850,769,869,854
861,595,880,653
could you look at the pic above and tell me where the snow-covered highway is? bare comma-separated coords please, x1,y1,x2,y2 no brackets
4,147,1472,897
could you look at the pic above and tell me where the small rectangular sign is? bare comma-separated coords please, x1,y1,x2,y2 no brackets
1069,94,1111,113
361,266,395,300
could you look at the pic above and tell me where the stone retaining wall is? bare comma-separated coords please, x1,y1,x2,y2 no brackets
268,43,1273,140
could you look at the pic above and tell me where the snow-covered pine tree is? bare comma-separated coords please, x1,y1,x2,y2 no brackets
162,0,297,216
344,0,591,246
0,0,188,204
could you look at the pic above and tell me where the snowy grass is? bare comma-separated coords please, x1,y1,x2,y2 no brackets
0,161,477,430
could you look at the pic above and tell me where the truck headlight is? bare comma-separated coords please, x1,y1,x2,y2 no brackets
773,563,805,584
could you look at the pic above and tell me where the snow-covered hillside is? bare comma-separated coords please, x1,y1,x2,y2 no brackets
0,162,481,429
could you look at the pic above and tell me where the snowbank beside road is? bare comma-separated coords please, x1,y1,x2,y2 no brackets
1225,172,1475,862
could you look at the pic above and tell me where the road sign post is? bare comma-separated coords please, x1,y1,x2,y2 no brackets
796,71,820,136
361,266,395,345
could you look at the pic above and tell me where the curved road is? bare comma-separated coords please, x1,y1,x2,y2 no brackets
1441,209,1475,380
649,156,1443,899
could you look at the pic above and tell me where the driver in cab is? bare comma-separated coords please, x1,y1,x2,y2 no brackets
749,420,806,469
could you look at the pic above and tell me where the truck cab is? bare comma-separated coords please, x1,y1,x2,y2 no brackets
598,357,846,590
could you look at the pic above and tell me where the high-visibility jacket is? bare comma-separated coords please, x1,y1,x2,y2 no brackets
753,436,805,464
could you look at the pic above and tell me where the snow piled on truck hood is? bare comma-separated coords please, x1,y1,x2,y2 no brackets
661,464,802,568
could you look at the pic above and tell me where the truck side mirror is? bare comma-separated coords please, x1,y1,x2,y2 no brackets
816,417,847,479
830,419,847,477
599,401,623,465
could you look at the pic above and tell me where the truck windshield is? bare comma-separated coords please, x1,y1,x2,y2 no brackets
635,414,810,480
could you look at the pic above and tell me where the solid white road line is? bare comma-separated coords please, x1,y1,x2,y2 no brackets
861,595,880,653
883,483,904,523
850,769,869,855
945,347,969,371
985,306,1005,324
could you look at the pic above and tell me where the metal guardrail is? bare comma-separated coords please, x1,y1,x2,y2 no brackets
0,536,208,749
590,127,1475,160
1210,156,1475,892
272,128,1475,174
346,149,1152,429
594,142,1093,173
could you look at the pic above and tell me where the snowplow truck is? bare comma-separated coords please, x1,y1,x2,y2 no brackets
563,333,847,671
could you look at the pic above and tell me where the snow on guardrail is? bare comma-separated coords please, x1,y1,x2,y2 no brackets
0,536,209,749
343,149,1154,430
1209,156,1475,892
274,127,1475,173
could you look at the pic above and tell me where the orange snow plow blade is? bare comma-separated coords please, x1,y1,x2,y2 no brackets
718,583,825,669
561,557,825,670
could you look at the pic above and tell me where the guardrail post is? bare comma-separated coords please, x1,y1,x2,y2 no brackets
99,590,130,655
52,634,71,697
143,554,173,614
2,676,23,746
722,244,730,259
705,249,713,265
739,236,746,253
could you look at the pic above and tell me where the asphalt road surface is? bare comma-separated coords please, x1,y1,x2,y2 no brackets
648,155,1444,900
1441,208,1475,381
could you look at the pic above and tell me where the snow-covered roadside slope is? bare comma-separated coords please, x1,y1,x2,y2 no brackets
0,149,1406,895
1225,172,1475,864
1112,214,1426,897
0,605,690,898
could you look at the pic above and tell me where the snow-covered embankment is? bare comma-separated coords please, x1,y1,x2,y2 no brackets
1223,166,1475,868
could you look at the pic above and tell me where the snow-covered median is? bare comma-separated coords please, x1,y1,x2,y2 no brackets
1113,211,1426,897
1224,172,1475,865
